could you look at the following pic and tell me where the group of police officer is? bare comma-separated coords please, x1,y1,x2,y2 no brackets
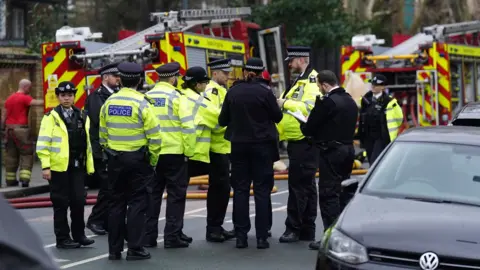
36,44,403,259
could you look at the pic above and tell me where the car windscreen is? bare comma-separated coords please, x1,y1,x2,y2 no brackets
361,141,480,205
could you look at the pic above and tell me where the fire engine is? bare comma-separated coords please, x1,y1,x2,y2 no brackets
41,7,289,113
341,20,480,128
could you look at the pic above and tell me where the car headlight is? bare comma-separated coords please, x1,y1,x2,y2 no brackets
326,228,368,264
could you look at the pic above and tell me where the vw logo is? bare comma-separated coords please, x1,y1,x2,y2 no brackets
419,252,439,270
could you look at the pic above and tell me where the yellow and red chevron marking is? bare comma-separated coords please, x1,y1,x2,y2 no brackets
42,45,88,113
340,48,367,86
144,32,187,86
86,75,102,95
433,43,451,118
416,70,434,126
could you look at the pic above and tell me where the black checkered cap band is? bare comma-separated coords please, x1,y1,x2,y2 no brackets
100,67,119,75
245,65,264,71
118,71,142,78
158,70,180,77
210,63,231,70
287,51,310,57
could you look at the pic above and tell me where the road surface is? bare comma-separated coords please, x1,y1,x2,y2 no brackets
19,181,324,270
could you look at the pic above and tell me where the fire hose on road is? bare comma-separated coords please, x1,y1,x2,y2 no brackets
9,168,368,209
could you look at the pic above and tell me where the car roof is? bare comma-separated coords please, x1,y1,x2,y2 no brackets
453,102,480,120
397,126,480,146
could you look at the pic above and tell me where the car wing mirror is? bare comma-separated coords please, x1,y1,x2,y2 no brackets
341,176,365,190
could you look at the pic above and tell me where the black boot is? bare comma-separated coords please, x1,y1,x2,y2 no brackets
164,237,189,248
257,238,270,249
86,223,106,235
126,248,151,261
279,231,300,243
222,229,236,240
74,236,95,246
309,241,321,250
56,239,81,249
180,232,193,243
236,237,248,249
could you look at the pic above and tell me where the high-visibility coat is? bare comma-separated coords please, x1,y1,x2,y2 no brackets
358,94,404,142
36,109,94,174
145,82,196,157
277,67,321,141
181,87,220,163
99,87,162,166
203,80,230,154
385,98,403,141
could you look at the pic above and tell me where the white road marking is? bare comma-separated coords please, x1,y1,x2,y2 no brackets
44,207,207,248
54,258,70,262
53,190,289,268
188,214,207,218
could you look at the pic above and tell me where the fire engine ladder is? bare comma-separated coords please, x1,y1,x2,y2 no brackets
73,7,251,61
423,20,480,42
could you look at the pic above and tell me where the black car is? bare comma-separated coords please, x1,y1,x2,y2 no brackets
316,126,480,270
450,102,480,126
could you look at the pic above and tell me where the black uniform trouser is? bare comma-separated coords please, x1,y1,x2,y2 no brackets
87,158,109,230
107,151,153,253
317,144,355,230
363,137,388,165
231,142,275,239
145,154,189,242
207,152,231,233
49,166,86,243
284,140,318,236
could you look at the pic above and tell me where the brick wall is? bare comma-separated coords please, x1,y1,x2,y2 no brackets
0,50,43,165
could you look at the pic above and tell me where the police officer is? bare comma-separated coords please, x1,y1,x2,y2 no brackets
144,62,195,248
36,81,95,249
99,62,162,260
219,58,283,249
299,70,358,250
358,74,403,164
203,58,235,242
180,66,220,177
277,46,320,243
85,62,120,235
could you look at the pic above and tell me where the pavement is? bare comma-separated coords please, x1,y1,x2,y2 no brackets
18,181,324,270
0,161,50,198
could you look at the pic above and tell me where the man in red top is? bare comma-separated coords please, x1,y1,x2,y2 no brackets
1,79,43,187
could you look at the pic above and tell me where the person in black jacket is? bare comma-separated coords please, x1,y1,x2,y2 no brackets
85,62,120,235
219,58,283,249
300,70,358,250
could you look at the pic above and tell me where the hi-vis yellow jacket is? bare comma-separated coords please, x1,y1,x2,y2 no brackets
36,108,94,174
277,67,321,141
203,80,230,154
182,87,220,163
146,82,196,157
99,87,162,166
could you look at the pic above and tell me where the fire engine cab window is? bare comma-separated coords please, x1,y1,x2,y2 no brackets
362,142,480,205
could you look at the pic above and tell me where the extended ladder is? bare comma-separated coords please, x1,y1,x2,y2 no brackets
423,20,480,42
91,7,251,57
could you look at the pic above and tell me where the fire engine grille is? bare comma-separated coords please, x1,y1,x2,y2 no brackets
369,249,480,269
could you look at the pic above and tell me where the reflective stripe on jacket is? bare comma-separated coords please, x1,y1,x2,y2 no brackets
182,87,220,163
146,82,196,156
203,80,230,154
385,98,403,141
277,68,321,141
99,87,162,166
36,109,94,174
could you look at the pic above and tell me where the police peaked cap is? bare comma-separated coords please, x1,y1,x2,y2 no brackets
183,66,210,83
244,57,265,72
155,62,181,77
117,62,143,78
55,81,77,94
285,46,311,61
370,74,387,86
208,58,233,72
99,62,120,76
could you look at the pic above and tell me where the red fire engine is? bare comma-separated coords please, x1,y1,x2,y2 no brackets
340,21,480,129
40,7,289,113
